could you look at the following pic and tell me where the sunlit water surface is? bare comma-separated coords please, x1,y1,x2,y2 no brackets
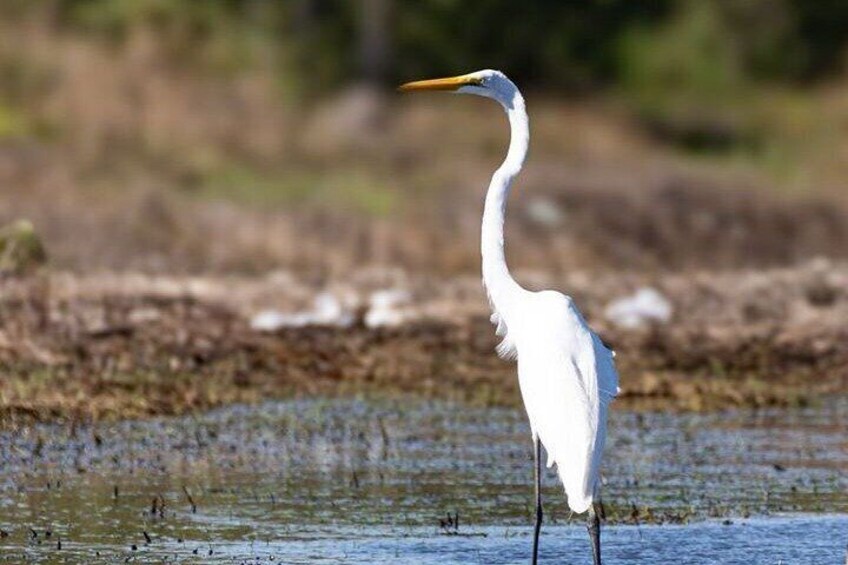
1,396,846,563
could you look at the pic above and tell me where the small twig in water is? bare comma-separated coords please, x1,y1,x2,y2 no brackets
378,417,390,459
629,501,643,541
150,495,166,518
182,486,197,513
439,511,460,534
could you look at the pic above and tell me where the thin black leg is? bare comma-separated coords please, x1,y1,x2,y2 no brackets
587,501,602,565
532,436,543,565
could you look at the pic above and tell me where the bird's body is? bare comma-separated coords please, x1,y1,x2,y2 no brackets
503,289,617,513
400,69,617,564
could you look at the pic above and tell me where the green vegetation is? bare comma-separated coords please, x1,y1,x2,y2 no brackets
0,1,838,90
0,220,47,275
27,0,846,89
0,104,30,139
3,1,848,145
618,2,756,150
201,165,397,217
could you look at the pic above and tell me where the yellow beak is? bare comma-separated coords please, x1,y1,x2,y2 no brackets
398,73,482,92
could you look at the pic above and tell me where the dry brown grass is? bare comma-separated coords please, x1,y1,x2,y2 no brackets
2,263,847,426
2,17,848,277
1,17,847,427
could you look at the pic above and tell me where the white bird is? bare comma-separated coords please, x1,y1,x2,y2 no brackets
400,70,618,565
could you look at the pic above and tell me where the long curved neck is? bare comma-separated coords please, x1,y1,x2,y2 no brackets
482,90,529,313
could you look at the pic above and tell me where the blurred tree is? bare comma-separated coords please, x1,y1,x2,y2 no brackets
787,0,848,80
359,0,392,84
619,1,746,114
393,0,671,90
3,0,847,92
617,1,759,152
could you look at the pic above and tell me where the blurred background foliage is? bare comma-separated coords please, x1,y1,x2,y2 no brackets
26,0,848,91
1,0,846,151
1,0,848,275
1,0,844,153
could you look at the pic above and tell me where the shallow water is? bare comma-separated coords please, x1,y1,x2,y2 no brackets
1,397,846,563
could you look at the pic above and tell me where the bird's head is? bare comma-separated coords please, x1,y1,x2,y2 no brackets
399,69,518,106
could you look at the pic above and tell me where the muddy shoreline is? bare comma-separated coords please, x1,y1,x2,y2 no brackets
2,263,847,426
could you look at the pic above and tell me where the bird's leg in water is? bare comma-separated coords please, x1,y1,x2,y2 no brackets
587,501,602,565
532,436,543,565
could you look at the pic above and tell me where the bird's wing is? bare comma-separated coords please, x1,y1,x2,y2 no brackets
490,311,517,360
514,291,618,513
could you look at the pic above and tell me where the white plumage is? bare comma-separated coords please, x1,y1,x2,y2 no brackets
506,290,618,512
400,69,617,564
464,69,618,513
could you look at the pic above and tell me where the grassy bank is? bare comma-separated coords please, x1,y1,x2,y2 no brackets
2,265,846,427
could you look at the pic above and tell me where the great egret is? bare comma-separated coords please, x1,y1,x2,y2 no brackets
400,70,618,565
